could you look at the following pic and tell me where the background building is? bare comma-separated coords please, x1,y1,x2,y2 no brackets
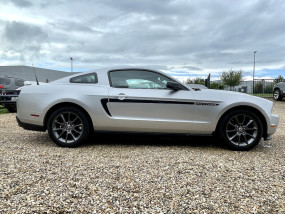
0,66,77,82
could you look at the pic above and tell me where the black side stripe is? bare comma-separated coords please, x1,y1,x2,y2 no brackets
101,98,219,117
109,99,195,105
101,99,112,116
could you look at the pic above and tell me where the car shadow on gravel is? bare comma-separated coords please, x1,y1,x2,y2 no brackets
83,132,224,150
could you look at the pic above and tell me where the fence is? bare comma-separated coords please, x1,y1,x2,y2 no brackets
252,79,281,97
218,79,282,98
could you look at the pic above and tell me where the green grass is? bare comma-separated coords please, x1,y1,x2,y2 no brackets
253,93,273,98
0,105,9,114
247,93,273,98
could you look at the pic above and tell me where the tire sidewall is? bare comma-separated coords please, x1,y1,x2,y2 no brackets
218,110,263,151
274,89,282,101
47,107,90,147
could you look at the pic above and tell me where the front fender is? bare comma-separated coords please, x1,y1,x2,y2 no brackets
214,101,272,131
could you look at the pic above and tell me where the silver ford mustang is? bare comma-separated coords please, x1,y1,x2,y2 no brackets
16,68,279,150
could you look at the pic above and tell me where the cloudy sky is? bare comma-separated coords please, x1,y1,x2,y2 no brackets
0,0,285,81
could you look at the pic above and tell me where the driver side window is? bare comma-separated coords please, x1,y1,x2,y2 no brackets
109,70,174,89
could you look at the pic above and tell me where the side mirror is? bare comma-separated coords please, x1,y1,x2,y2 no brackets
166,81,181,91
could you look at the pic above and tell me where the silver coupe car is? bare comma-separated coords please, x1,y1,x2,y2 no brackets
16,68,279,150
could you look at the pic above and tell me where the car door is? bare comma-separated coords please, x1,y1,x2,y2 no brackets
107,69,196,133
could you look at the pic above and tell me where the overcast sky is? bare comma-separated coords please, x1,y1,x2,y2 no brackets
0,0,285,81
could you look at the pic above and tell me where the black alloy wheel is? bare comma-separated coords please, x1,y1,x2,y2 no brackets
218,109,263,150
47,107,90,147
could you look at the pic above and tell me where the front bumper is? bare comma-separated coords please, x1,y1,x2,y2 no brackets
264,114,279,140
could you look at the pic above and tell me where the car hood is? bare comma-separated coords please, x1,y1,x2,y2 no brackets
197,89,269,102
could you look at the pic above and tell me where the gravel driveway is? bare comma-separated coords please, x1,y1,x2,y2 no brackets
1,100,285,213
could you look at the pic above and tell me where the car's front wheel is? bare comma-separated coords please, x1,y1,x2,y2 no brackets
47,107,90,147
218,110,263,150
273,89,283,101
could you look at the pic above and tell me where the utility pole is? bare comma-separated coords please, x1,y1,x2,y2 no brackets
253,51,257,94
70,57,73,73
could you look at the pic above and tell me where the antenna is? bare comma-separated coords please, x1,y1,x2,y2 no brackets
32,64,39,85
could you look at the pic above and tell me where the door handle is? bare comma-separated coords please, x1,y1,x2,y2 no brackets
117,93,125,100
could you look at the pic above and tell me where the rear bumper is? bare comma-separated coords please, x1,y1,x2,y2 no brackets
16,116,46,132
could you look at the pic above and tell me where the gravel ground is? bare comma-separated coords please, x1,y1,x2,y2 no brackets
0,99,285,213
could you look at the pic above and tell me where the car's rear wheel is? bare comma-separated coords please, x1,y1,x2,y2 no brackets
218,110,263,150
47,107,90,147
273,89,283,101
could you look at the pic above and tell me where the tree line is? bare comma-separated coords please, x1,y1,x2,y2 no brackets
185,69,284,91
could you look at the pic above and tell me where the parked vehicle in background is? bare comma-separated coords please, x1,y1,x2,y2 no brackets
16,67,279,150
0,76,25,112
0,89,21,112
0,76,24,92
0,80,47,113
273,80,285,101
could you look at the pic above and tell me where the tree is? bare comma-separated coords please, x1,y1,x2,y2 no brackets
185,77,205,85
254,82,263,93
274,75,284,84
265,83,274,93
210,82,225,90
220,69,244,91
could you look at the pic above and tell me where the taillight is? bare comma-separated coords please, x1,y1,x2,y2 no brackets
0,85,3,88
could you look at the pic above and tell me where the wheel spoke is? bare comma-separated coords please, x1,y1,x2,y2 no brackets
245,120,253,127
68,112,71,122
57,130,66,139
246,127,257,131
234,116,240,125
65,132,69,143
241,115,246,125
73,129,82,134
71,116,79,124
55,121,63,125
61,114,66,123
227,129,236,133
245,133,254,138
228,122,236,127
243,134,248,145
70,132,76,140
229,134,238,141
73,124,82,128
238,135,241,144
53,127,64,131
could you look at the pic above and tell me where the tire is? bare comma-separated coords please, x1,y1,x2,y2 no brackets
218,109,263,151
47,107,90,147
273,89,283,101
6,106,17,113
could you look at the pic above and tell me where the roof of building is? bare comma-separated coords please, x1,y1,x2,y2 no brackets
0,66,77,82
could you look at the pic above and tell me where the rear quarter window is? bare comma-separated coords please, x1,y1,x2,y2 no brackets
70,73,98,84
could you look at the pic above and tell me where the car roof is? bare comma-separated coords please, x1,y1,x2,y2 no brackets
51,67,183,86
